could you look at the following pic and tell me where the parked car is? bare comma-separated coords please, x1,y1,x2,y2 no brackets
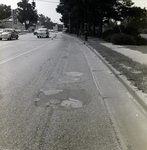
34,29,38,35
37,28,49,38
48,29,54,32
15,29,22,34
0,29,4,40
1,28,19,40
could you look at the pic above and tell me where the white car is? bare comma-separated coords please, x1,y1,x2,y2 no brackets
34,29,38,35
37,28,49,38
0,29,4,40
1,28,19,40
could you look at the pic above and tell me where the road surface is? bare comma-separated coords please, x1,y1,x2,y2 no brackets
0,32,146,150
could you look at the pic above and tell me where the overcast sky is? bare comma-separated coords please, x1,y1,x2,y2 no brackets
132,0,147,8
1,0,62,23
1,0,147,24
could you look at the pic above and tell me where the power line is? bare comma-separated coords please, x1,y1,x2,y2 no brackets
35,0,59,3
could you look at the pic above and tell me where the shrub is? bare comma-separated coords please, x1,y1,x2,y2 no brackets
142,28,147,34
102,29,114,42
123,26,140,36
103,34,113,42
102,29,113,37
112,25,124,34
134,35,147,45
111,33,136,45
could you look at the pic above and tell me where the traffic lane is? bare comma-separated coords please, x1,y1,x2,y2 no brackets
0,33,122,149
0,33,85,149
0,32,61,99
83,43,147,150
0,32,56,63
0,33,64,149
0,33,58,93
34,33,122,150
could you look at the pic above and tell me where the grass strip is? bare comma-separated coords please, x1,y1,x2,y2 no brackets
88,40,147,94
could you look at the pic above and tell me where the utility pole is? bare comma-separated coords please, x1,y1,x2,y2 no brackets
11,9,17,29
84,0,87,41
69,12,71,34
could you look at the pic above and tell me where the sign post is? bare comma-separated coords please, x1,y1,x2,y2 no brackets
11,9,17,28
13,9,17,24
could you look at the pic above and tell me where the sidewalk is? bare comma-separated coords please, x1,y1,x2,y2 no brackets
87,37,147,65
100,43,147,65
81,36,147,111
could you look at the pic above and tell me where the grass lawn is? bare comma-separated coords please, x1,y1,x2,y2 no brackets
124,34,147,54
124,45,147,54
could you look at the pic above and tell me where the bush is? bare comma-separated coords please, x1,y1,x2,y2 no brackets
102,29,113,38
142,28,147,34
123,26,140,36
102,26,147,45
134,35,147,45
111,33,136,45
112,25,124,33
102,29,114,42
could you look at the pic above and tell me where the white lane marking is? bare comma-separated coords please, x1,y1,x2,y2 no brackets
0,41,50,65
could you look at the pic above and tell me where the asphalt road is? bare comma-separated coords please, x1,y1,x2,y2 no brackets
0,32,146,150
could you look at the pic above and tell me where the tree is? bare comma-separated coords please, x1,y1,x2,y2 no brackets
56,0,119,37
17,0,38,29
56,0,84,34
122,6,147,35
38,14,54,29
56,0,147,38
38,14,51,25
0,4,11,20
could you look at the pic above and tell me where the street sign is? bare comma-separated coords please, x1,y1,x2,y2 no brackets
12,9,17,24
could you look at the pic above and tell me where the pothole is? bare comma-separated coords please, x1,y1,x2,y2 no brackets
35,88,88,109
40,89,63,95
60,98,83,108
59,71,83,84
50,99,61,104
35,97,83,109
66,72,83,77
59,76,80,83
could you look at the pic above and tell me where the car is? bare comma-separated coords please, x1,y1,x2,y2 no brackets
37,28,49,38
1,28,19,40
15,29,22,34
0,29,4,40
34,29,38,35
48,29,54,32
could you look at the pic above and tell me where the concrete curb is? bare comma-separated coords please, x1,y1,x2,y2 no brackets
83,40,147,111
